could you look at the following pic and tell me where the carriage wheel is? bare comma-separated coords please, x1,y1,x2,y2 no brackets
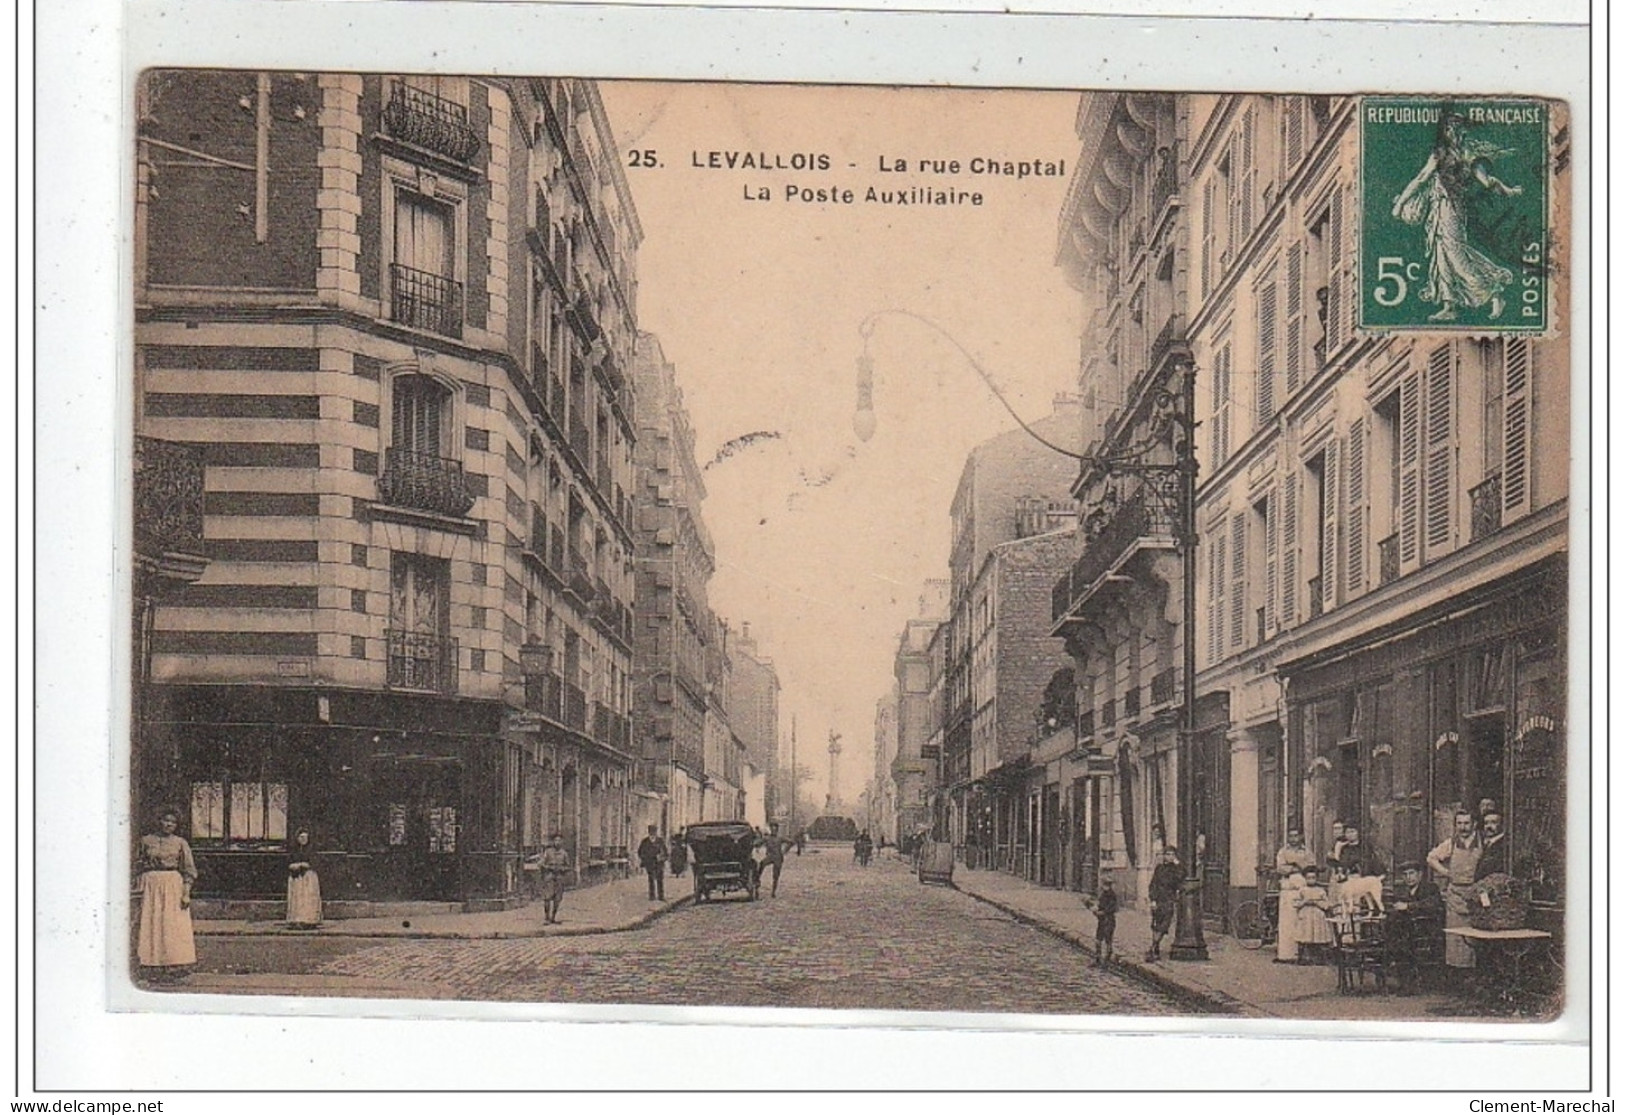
1232,900,1267,949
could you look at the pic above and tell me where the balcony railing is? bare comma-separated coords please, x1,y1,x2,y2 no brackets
525,670,563,721
1064,490,1178,613
1308,575,1325,619
386,630,459,695
1378,533,1400,586
389,263,463,338
383,81,482,164
1150,667,1177,707
1471,473,1503,542
563,682,587,732
377,447,475,517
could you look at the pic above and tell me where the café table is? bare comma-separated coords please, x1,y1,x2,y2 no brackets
1444,926,1556,1011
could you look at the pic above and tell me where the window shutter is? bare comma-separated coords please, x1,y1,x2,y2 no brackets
1326,187,1346,355
1256,274,1278,424
1227,135,1242,261
1321,438,1340,612
1241,107,1257,235
1345,418,1366,598
1229,511,1247,649
1201,177,1216,299
1209,528,1227,664
1283,96,1304,178
1423,343,1456,557
1398,371,1422,571
1264,491,1279,634
1502,337,1532,522
1281,471,1299,626
1214,344,1233,464
1285,243,1304,396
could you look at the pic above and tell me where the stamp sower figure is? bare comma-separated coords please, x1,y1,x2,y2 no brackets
285,829,322,929
135,808,197,981
638,824,668,901
1428,810,1483,968
1145,847,1182,962
1274,827,1314,963
1089,878,1118,967
1391,112,1523,322
537,832,571,924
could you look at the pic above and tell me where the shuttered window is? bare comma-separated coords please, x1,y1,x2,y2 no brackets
1398,372,1422,570
1423,343,1456,556
1285,243,1304,397
1229,511,1247,649
1281,471,1299,627
1282,96,1305,179
1264,491,1279,634
1345,418,1367,598
1208,526,1228,665
1201,176,1217,300
1240,107,1257,238
1325,186,1347,356
1256,273,1278,424
1318,439,1340,614
1502,337,1533,522
1213,342,1233,466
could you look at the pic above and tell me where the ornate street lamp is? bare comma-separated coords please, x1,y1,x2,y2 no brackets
857,311,1206,961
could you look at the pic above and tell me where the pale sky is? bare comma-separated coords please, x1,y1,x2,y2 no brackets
600,81,1084,807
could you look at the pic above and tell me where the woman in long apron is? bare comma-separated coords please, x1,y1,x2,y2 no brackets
285,829,323,929
1427,811,1483,969
135,809,197,981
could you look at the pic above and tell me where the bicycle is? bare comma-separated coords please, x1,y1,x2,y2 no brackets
1232,889,1281,950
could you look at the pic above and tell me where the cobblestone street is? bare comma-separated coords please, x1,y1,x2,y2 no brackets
190,848,1192,1016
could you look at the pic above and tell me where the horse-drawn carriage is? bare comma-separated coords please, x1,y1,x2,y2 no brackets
685,821,761,904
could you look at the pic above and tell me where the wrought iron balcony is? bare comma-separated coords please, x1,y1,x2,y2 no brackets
1057,489,1178,622
383,81,482,164
377,447,475,517
386,630,459,695
389,263,463,338
563,682,587,732
1471,472,1503,542
1150,667,1177,707
1378,533,1400,586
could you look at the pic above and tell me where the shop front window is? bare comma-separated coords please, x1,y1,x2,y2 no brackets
190,779,288,844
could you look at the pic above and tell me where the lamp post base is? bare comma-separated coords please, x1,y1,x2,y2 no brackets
1169,877,1209,961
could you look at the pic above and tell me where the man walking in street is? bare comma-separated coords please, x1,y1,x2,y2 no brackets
638,824,668,901
757,822,789,897
1146,847,1183,962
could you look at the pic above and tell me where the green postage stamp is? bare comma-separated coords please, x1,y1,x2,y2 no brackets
1359,97,1550,333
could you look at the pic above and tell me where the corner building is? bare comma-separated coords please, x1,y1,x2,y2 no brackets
134,72,641,905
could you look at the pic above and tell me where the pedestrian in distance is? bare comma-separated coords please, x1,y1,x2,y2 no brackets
1087,877,1118,967
638,825,669,901
536,832,571,924
794,830,806,856
1145,847,1183,962
284,828,322,930
135,808,197,982
668,828,689,878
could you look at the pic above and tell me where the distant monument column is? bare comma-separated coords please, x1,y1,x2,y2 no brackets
826,730,842,814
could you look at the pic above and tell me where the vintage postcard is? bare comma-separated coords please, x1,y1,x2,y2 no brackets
123,69,1577,1037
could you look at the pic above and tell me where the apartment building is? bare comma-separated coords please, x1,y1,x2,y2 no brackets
1053,91,1570,923
133,72,642,904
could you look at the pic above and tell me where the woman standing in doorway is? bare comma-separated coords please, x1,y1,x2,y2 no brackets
135,809,197,982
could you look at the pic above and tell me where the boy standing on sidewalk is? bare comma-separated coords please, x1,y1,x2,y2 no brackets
1087,878,1118,967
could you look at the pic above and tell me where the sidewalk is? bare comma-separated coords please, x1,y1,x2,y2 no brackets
194,871,689,940
950,866,1463,1020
